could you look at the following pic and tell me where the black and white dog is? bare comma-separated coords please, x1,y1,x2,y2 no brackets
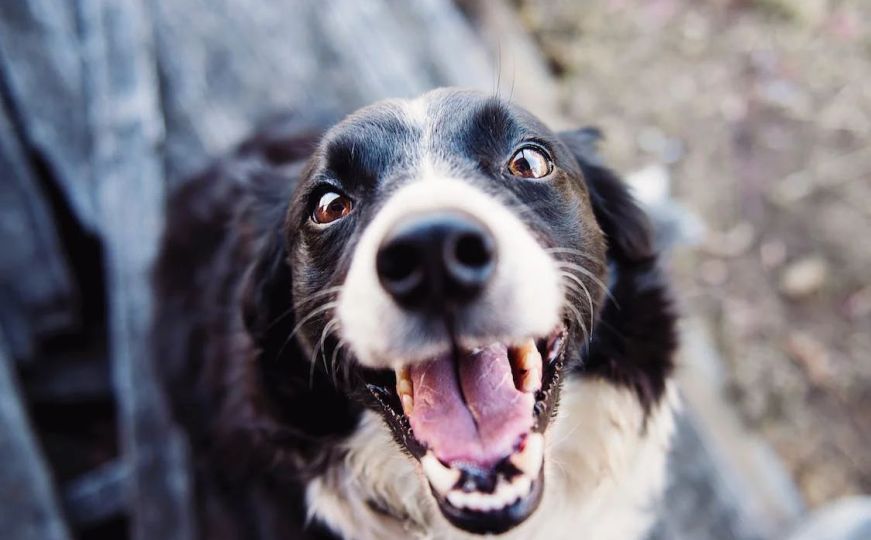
155,88,677,540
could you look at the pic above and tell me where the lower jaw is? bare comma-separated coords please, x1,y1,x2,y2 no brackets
435,467,545,535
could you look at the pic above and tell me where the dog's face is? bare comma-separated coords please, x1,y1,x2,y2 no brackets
284,89,608,534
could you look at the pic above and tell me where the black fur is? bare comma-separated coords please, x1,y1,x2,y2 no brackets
559,128,676,413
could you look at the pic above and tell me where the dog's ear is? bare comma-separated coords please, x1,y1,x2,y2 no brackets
559,128,654,264
240,227,294,346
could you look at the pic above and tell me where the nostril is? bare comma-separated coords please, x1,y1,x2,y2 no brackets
376,241,423,297
444,226,495,291
454,232,492,270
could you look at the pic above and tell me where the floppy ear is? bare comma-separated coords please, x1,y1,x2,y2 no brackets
558,129,676,413
240,227,294,347
558,128,654,264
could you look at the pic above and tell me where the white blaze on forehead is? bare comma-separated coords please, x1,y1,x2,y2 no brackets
402,94,444,180
337,175,562,369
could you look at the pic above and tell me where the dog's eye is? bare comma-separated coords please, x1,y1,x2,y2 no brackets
507,147,552,179
313,191,353,224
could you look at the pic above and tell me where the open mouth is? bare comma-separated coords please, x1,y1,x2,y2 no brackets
365,325,568,535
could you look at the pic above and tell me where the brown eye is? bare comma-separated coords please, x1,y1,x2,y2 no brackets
507,147,552,179
313,191,352,224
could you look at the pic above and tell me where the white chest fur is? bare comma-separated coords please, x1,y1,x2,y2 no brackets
306,379,678,540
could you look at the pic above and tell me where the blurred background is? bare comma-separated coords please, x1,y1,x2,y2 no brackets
0,0,868,539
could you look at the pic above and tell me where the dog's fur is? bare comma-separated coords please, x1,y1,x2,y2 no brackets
154,88,677,539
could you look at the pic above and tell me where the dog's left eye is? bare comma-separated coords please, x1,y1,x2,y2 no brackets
507,146,552,179
313,191,353,224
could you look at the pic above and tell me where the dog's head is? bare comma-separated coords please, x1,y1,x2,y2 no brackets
246,88,654,535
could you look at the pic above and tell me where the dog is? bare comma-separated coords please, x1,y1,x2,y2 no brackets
154,88,678,540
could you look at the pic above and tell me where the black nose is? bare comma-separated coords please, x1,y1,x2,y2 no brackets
376,212,496,311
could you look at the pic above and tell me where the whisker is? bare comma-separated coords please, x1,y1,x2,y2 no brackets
293,286,343,310
330,338,348,388
265,286,343,334
263,305,295,333
277,301,338,363
560,271,595,334
563,301,589,343
316,318,341,371
554,261,617,306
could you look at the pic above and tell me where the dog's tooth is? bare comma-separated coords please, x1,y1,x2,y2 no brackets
510,433,544,477
401,394,414,415
492,478,511,507
520,366,541,393
397,378,412,397
515,474,532,497
396,367,411,388
466,491,484,510
421,453,460,495
515,339,537,369
514,339,542,393
395,366,414,414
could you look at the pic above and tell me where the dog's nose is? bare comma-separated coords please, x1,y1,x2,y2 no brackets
376,212,496,310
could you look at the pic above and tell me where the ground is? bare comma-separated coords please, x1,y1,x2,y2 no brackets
513,0,871,507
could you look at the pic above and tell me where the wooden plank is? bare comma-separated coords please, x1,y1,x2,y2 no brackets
0,330,72,540
77,1,196,538
62,460,129,527
150,0,493,182
0,0,99,232
0,96,76,362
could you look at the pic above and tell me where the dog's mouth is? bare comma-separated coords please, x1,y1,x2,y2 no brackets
365,325,568,535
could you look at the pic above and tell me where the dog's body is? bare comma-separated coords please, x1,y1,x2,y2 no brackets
154,89,677,540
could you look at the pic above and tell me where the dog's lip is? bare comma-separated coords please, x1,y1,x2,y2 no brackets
363,325,568,534
435,466,545,535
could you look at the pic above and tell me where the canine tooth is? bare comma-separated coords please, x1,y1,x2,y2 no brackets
510,433,544,477
395,366,414,414
396,367,412,391
401,394,414,415
515,339,542,393
447,490,464,508
515,475,532,496
421,453,460,495
520,366,541,393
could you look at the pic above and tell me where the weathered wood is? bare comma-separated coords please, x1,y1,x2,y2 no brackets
0,99,76,362
0,330,72,540
150,0,493,183
63,459,129,527
23,350,111,402
0,0,98,232
77,1,196,538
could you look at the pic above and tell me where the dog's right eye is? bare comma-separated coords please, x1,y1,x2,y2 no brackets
313,191,353,224
507,146,552,179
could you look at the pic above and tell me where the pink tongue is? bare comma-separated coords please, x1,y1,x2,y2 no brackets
408,343,534,467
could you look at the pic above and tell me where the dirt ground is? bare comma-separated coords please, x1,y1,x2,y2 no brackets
513,0,871,507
